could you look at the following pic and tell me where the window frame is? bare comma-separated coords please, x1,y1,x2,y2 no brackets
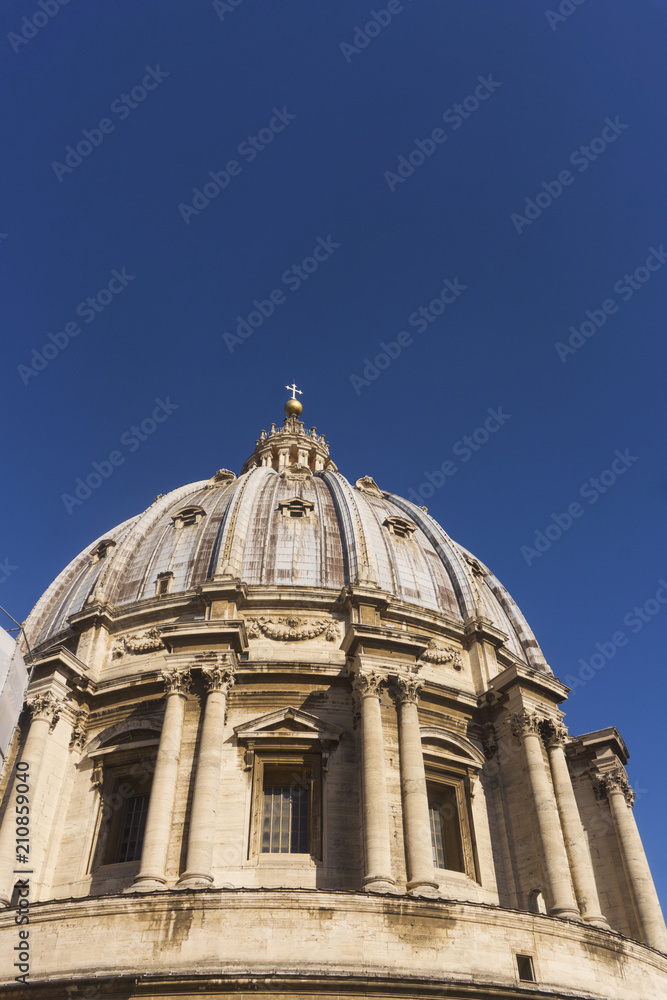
87,737,158,873
421,729,484,884
249,751,322,860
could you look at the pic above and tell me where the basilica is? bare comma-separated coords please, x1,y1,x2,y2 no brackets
0,393,665,999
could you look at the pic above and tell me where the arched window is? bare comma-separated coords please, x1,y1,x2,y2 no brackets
171,505,206,529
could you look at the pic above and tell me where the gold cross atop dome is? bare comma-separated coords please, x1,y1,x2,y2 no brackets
284,382,303,416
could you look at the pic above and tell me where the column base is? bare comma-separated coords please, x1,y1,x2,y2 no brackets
129,874,168,892
549,905,580,920
583,914,612,929
363,874,399,894
177,870,214,889
407,878,440,898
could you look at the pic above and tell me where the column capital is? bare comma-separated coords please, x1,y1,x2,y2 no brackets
27,692,65,729
201,662,236,694
541,719,569,748
161,666,192,696
393,673,424,706
595,763,635,807
352,669,386,700
508,709,543,740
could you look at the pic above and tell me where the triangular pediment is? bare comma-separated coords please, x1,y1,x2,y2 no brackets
234,706,343,744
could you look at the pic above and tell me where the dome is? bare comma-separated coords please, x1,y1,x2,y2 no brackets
3,402,666,1000
27,411,547,675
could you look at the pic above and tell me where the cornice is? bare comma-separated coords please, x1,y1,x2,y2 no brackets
341,623,431,660
486,663,569,706
159,619,248,654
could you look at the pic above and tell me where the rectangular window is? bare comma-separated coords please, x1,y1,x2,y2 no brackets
116,794,148,863
516,954,536,982
261,768,310,853
249,754,321,860
428,784,465,872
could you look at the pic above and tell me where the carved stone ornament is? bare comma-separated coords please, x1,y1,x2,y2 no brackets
247,615,340,642
69,709,89,752
113,626,165,658
595,764,635,808
355,476,383,498
201,662,236,694
482,723,498,760
27,692,64,729
209,468,236,485
540,719,569,748
161,666,192,696
352,670,386,700
280,464,313,481
419,640,463,670
508,710,543,740
393,674,424,705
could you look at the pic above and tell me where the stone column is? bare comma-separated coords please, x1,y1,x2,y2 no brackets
509,711,579,919
395,675,439,896
178,657,236,888
352,670,395,891
133,667,191,890
599,765,667,952
0,693,64,906
543,723,608,927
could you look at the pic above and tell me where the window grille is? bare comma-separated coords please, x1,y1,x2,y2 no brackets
261,768,310,854
116,794,148,863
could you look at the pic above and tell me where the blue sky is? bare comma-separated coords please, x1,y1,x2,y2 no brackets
2,1,667,906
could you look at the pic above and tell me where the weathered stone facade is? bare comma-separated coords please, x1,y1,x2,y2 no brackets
0,407,665,998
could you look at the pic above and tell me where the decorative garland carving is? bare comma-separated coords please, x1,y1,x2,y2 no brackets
247,615,340,642
113,627,165,658
419,640,463,670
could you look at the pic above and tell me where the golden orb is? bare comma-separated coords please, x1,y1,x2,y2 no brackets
285,398,303,417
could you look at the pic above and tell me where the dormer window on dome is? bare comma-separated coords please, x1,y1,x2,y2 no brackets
156,571,173,597
171,505,205,529
277,498,314,519
90,539,115,562
383,516,416,539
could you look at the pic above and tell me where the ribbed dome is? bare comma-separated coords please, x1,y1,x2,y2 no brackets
25,414,548,673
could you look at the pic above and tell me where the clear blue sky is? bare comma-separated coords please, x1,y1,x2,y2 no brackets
2,1,667,906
